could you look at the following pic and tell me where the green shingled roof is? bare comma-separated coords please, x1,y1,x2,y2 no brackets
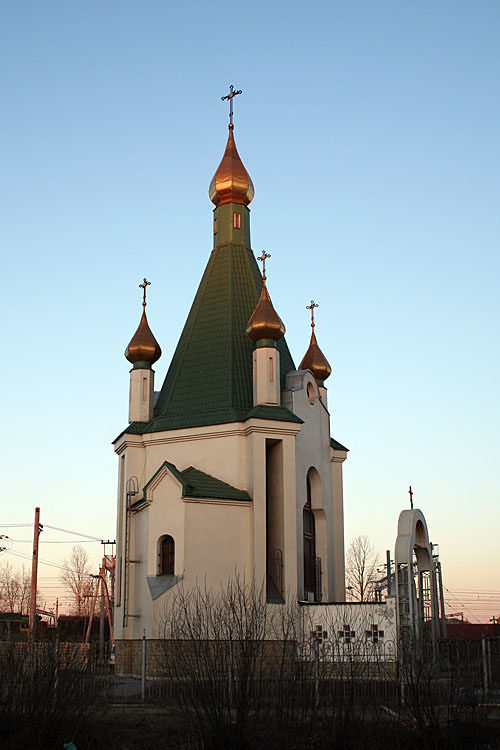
122,226,296,435
133,460,251,506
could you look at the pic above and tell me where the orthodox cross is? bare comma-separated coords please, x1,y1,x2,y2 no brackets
337,624,355,643
221,84,242,127
139,278,151,309
409,485,414,510
306,300,319,328
257,251,271,284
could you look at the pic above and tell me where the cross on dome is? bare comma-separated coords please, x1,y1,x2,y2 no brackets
139,278,151,308
306,300,319,328
221,84,242,128
257,251,271,284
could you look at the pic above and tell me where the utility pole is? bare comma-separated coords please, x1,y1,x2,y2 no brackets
85,557,114,647
386,550,392,596
99,576,105,663
29,507,43,641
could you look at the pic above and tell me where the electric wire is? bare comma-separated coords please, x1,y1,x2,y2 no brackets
43,524,103,541
444,586,482,624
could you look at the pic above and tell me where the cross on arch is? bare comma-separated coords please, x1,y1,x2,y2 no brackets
221,84,242,127
139,278,151,308
306,300,319,328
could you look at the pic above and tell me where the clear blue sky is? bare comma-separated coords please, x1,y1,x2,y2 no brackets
1,1,499,620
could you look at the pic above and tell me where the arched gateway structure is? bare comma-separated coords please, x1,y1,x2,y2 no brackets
395,509,445,643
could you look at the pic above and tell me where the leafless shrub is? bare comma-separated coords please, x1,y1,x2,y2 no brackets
61,544,96,616
0,562,31,614
160,578,317,749
158,580,499,749
0,639,109,748
345,535,381,601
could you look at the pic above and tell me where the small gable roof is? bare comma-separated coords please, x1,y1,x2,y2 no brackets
132,460,251,508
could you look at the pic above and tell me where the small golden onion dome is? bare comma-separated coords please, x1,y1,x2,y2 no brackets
299,330,332,383
246,284,286,342
125,310,162,365
209,125,255,207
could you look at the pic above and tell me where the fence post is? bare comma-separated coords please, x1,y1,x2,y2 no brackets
141,630,147,703
481,635,489,696
53,634,60,710
486,637,492,691
228,639,233,714
314,637,320,709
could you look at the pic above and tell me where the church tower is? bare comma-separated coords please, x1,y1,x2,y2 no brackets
113,89,348,642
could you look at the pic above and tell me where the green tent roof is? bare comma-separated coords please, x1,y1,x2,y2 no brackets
123,239,296,435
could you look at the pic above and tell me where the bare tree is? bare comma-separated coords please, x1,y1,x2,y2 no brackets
345,535,380,602
61,545,94,615
0,563,31,614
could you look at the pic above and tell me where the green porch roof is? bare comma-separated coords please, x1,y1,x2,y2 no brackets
133,460,251,506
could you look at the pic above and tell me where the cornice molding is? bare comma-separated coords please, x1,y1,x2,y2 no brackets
116,418,302,452
183,498,252,508
330,449,348,464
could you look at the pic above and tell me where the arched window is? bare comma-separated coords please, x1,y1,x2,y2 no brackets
158,535,175,576
303,477,317,599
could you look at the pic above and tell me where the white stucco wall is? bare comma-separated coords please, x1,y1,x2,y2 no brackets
282,370,347,601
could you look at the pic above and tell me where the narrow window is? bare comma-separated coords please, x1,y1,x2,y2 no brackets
214,217,217,234
307,382,315,404
159,535,175,575
268,356,273,382
303,477,316,600
142,377,147,402
233,212,241,229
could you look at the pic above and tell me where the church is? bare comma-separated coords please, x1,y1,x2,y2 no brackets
112,90,349,643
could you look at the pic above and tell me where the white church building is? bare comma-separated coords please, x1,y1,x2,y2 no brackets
112,100,442,670
113,104,348,643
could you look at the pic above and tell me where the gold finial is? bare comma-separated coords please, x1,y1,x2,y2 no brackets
299,300,331,383
221,84,242,129
139,278,151,309
246,252,285,343
125,279,161,366
257,252,271,285
209,115,255,207
306,300,319,328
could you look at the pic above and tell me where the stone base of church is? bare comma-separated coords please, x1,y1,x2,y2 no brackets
115,638,296,679
115,638,397,680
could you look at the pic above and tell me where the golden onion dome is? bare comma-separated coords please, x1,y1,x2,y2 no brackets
299,329,332,383
125,310,162,366
209,125,255,207
246,284,286,342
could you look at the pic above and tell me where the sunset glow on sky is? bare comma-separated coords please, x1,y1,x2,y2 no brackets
1,1,499,622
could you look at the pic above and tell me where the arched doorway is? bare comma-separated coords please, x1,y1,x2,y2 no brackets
303,476,317,600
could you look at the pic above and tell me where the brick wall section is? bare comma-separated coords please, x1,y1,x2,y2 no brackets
115,639,297,679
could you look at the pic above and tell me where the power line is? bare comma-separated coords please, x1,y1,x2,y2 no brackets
444,586,482,624
0,524,32,528
4,549,94,575
43,524,102,541
8,539,97,544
